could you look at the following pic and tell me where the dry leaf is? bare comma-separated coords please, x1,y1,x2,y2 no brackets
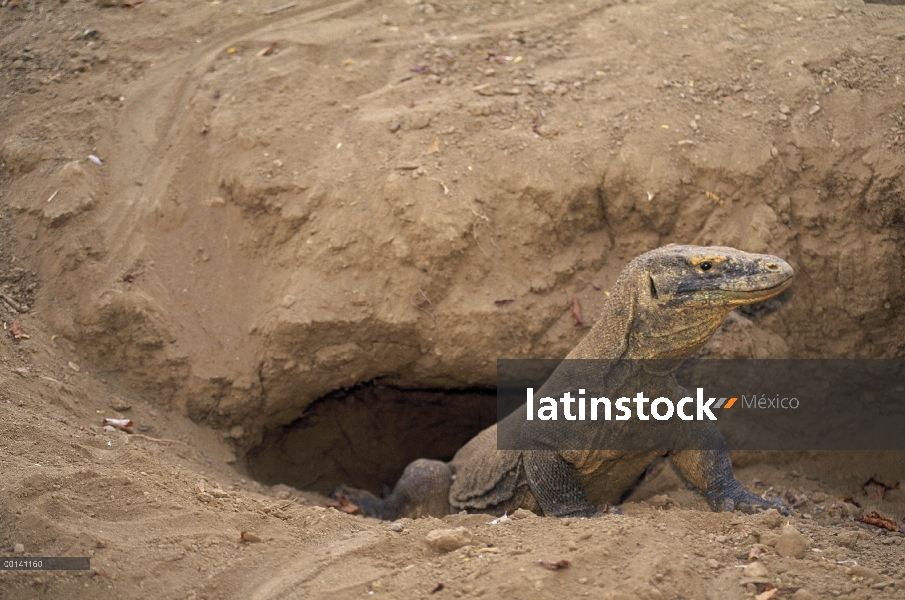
705,190,723,205
102,418,134,434
862,476,899,500
539,559,571,570
571,296,585,328
240,530,262,543
9,321,29,340
256,43,277,57
328,492,361,515
754,588,778,600
748,545,768,561
858,511,898,532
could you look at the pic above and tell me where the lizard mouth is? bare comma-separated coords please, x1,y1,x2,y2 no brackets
721,276,793,303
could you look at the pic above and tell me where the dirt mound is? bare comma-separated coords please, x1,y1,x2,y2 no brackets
1,0,905,598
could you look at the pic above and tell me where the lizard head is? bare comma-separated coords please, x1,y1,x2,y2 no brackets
645,244,794,309
571,244,793,362
630,244,794,360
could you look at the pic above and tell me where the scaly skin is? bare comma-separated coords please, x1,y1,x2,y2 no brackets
337,245,794,519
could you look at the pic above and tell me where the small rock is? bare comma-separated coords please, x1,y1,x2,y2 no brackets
706,558,720,569
648,494,674,508
759,531,779,547
835,530,861,549
840,501,861,518
271,484,294,500
110,399,131,411
511,508,536,520
779,104,791,115
14,543,25,554
775,525,808,559
849,565,883,583
389,521,405,532
759,508,783,529
743,561,769,579
426,527,473,552
467,103,491,117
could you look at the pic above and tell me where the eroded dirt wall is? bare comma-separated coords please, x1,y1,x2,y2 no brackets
1,0,903,453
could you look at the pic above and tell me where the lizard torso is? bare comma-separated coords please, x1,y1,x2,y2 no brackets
449,244,794,516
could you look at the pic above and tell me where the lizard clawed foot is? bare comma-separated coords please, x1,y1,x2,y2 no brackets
597,503,623,516
331,484,384,517
705,484,789,516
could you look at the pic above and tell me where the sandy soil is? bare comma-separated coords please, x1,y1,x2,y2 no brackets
1,0,904,598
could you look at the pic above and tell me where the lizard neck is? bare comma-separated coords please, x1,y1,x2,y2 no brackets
628,306,730,360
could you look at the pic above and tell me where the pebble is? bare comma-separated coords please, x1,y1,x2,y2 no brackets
389,521,404,532
706,558,720,569
425,527,472,552
279,295,296,308
648,494,674,508
511,508,536,520
835,530,860,549
743,561,768,579
110,399,131,411
14,543,25,554
775,525,808,559
848,565,883,583
759,508,783,529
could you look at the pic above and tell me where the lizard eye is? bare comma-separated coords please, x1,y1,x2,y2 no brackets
699,261,713,272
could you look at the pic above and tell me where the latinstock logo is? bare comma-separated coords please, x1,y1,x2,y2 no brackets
523,389,799,422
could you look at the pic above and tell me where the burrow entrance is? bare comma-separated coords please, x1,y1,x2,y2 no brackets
245,384,498,496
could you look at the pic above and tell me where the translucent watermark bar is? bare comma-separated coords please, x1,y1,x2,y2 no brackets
0,557,90,570
497,359,905,450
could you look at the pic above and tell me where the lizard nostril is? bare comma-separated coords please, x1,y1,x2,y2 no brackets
766,263,779,271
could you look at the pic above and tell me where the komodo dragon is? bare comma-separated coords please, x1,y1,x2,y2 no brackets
336,245,794,519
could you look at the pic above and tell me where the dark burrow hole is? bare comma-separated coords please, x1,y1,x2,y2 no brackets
245,383,498,496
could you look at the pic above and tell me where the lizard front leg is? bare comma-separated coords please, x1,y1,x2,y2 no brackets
669,422,788,515
523,450,601,517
